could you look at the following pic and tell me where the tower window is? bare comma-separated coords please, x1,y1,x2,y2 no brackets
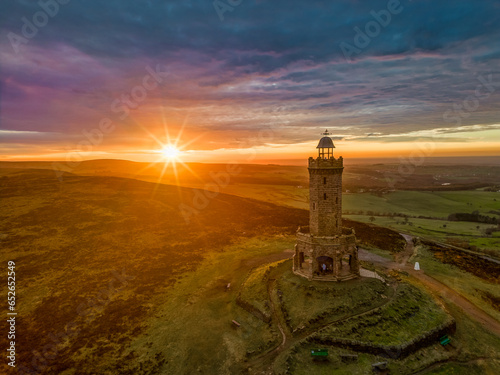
323,177,327,184
312,203,316,210
324,193,327,200
336,197,338,204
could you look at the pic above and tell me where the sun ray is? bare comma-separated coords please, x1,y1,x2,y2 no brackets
156,103,184,196
151,155,171,197
174,112,190,148
126,105,206,199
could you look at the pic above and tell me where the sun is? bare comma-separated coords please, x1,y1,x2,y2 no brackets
135,113,204,196
161,145,180,160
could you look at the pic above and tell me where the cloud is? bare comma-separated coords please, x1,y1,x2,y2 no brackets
0,129,57,137
1,0,499,156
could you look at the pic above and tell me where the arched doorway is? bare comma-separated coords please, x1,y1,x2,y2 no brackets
316,256,333,275
339,254,352,276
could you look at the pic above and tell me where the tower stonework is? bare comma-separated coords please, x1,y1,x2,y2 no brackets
309,157,343,236
293,131,359,281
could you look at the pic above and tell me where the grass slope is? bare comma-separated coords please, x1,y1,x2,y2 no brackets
126,237,296,374
0,169,307,374
277,268,392,332
317,283,450,345
238,260,287,322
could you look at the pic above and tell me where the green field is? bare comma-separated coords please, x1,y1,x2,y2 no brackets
197,184,500,256
343,190,500,256
180,185,500,220
176,182,500,256
343,190,500,218
345,214,500,254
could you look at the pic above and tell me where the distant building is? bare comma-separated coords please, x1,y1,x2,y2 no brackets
293,130,360,281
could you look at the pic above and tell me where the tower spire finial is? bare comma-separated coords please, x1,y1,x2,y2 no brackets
322,129,330,136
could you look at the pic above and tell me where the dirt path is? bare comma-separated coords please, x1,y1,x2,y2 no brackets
396,233,415,265
242,255,292,374
360,236,500,337
406,269,500,336
239,249,294,270
267,278,287,352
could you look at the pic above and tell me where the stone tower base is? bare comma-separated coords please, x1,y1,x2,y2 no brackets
293,227,359,281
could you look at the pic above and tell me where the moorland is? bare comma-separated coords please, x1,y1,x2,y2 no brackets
0,158,499,374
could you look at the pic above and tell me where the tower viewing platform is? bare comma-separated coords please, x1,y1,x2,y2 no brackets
308,156,343,169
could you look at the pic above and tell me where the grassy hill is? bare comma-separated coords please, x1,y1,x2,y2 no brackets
0,169,308,374
1,161,499,373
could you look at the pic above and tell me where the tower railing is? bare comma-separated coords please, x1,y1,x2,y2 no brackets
296,227,356,243
308,156,343,169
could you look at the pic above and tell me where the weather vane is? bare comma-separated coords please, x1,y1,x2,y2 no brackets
321,129,330,136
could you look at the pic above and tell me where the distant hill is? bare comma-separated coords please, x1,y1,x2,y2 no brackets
1,158,499,191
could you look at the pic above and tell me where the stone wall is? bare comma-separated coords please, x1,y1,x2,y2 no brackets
307,319,456,359
235,297,272,323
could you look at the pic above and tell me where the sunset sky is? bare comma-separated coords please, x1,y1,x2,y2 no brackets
1,0,499,163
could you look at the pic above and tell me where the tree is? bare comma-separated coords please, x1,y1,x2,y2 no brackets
369,216,376,223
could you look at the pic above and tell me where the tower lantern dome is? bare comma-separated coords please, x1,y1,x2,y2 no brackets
316,129,335,159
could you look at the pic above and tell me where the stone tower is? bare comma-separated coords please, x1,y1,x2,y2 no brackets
293,130,359,281
309,131,343,237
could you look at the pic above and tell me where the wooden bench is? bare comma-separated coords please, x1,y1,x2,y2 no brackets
311,349,328,360
440,335,451,346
